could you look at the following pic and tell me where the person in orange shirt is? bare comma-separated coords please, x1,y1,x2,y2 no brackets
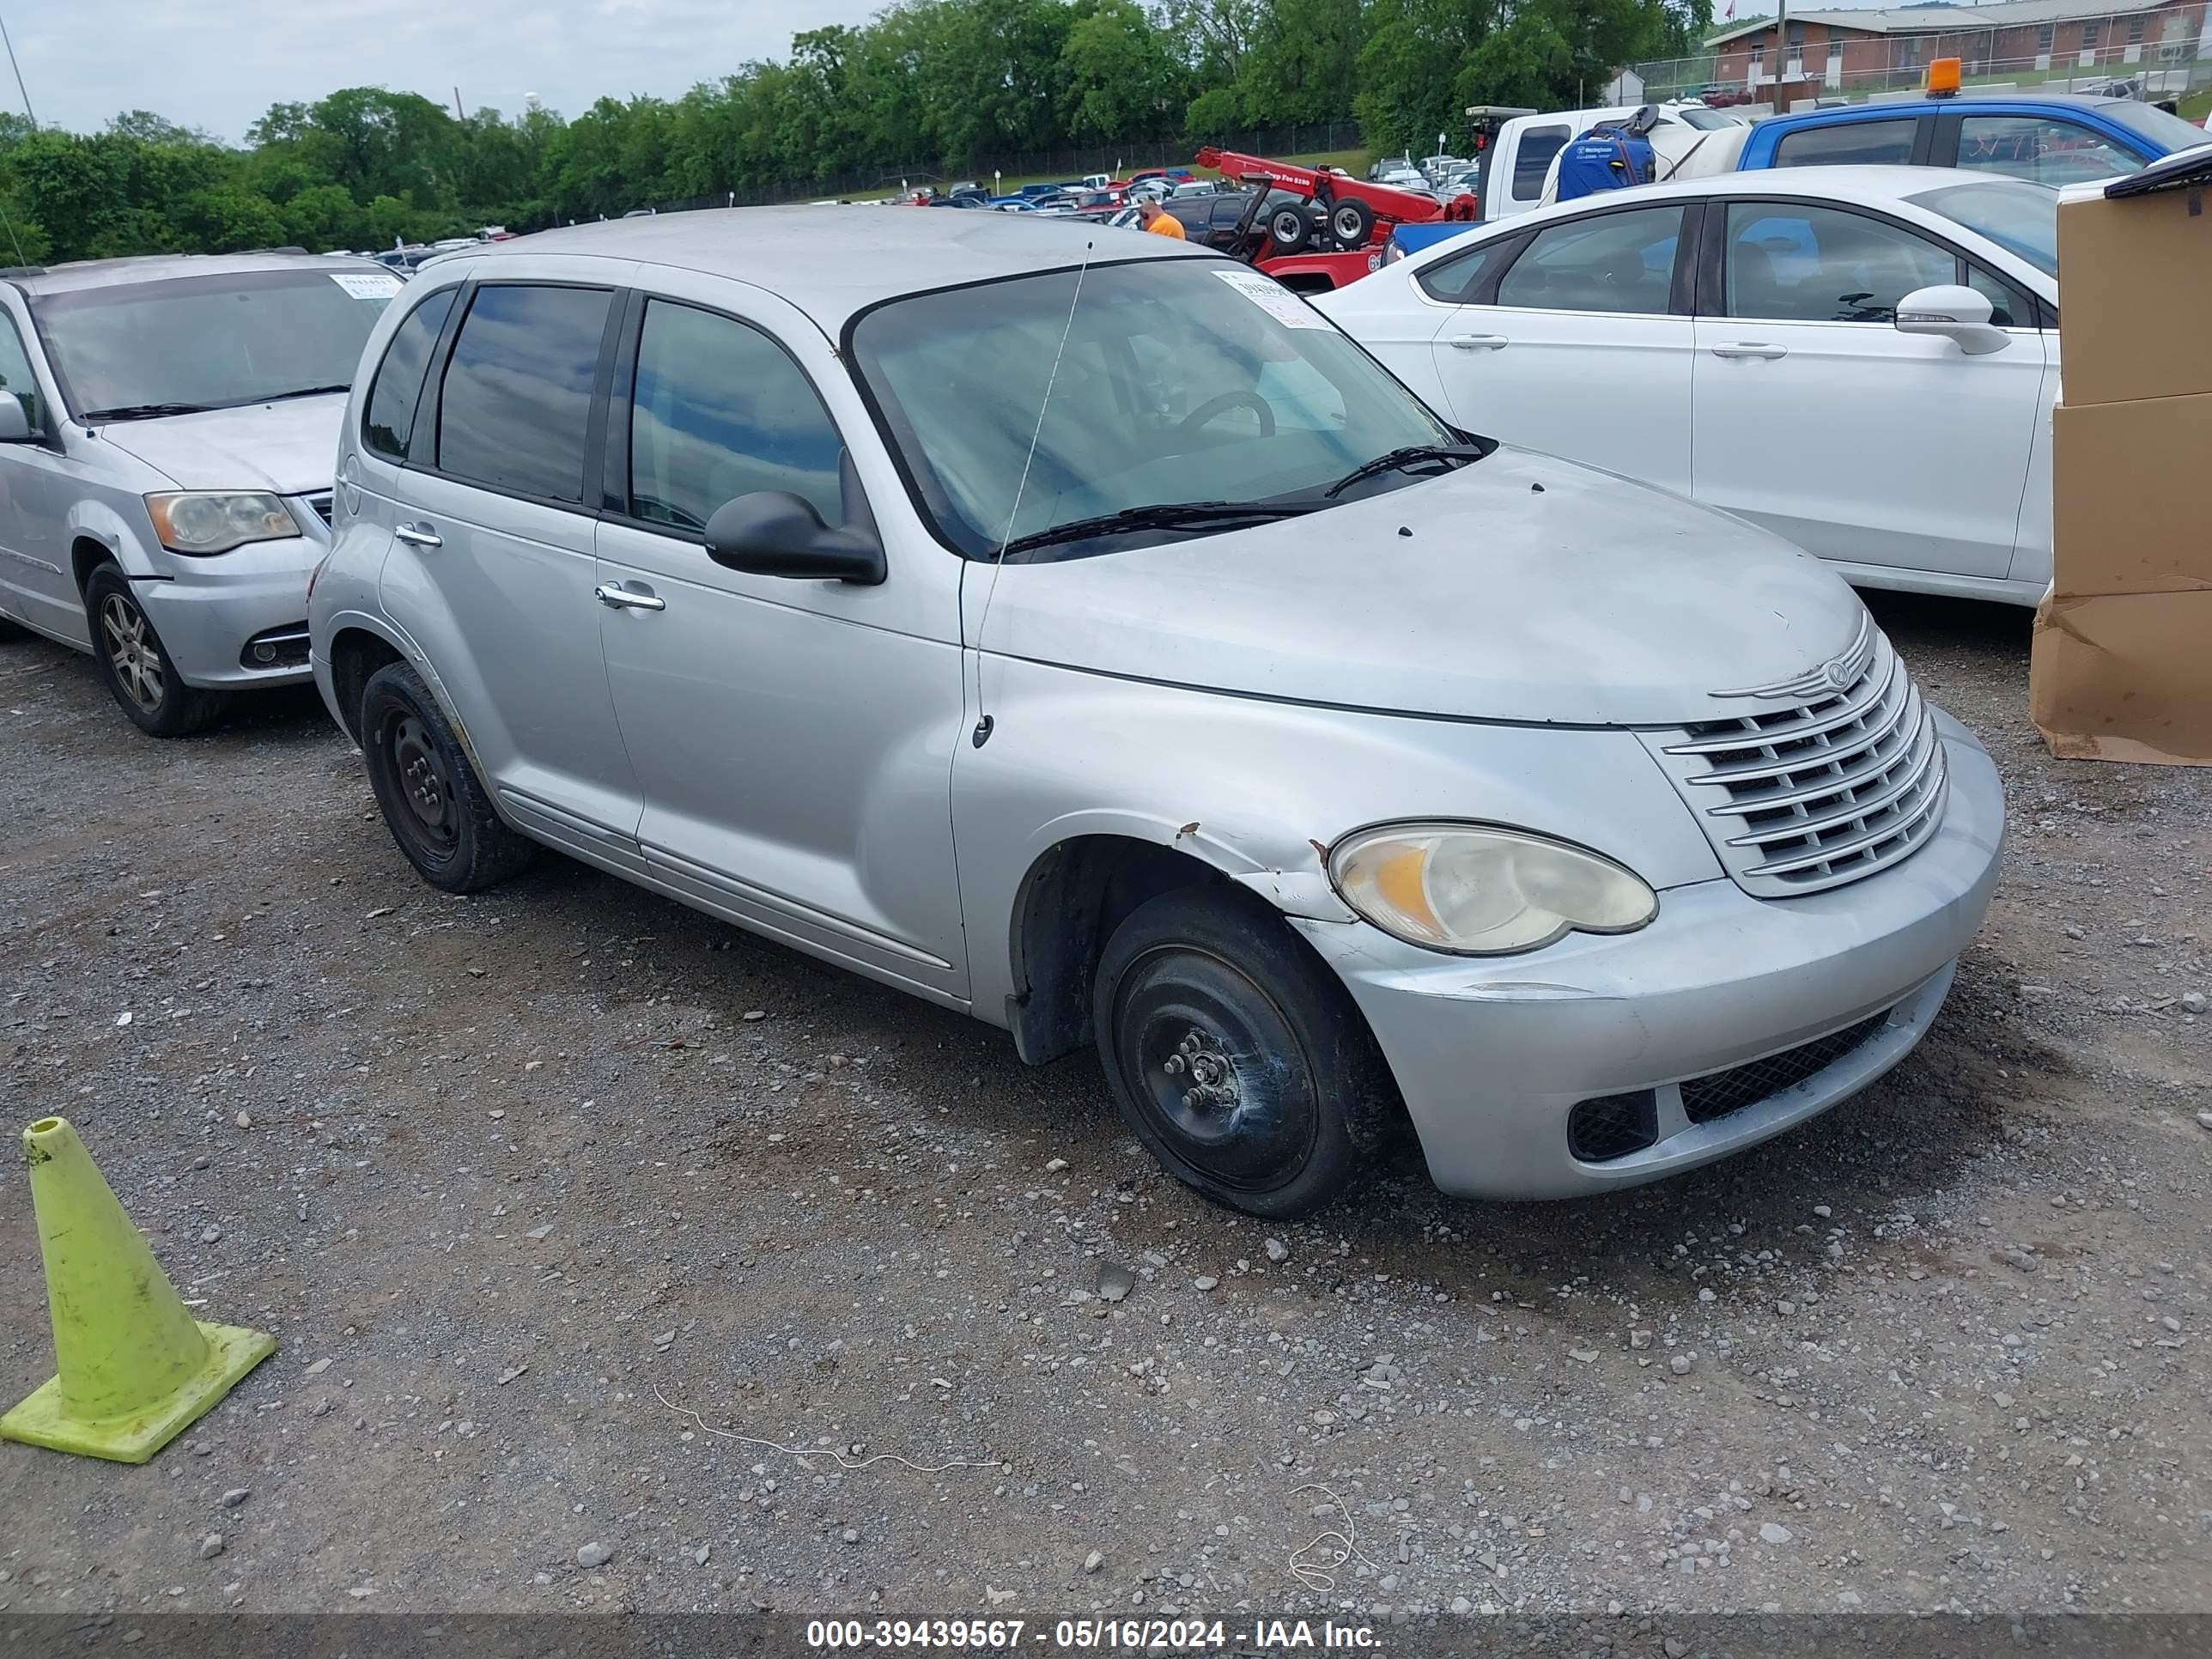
1137,196,1186,240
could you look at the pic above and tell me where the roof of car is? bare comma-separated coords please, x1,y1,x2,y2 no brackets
8,250,390,296
1760,92,2131,124
1523,163,2045,216
441,206,1200,330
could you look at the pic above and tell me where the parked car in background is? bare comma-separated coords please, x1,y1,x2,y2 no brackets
0,252,404,733
1368,155,1414,181
1737,92,2212,185
1480,101,1751,222
311,209,2000,1217
1322,165,2062,605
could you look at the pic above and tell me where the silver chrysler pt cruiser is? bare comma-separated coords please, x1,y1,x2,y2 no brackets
308,210,2003,1218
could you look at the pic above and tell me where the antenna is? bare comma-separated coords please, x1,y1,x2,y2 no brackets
969,238,1093,748
0,12,33,129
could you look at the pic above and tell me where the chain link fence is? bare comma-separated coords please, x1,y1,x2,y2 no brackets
1626,1,2212,109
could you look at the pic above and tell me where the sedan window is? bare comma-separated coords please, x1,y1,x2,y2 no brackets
1416,235,1522,304
627,300,846,533
1494,206,1685,315
1722,203,1954,323
1955,115,2135,185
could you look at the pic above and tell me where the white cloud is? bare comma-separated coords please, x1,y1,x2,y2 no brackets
6,0,872,143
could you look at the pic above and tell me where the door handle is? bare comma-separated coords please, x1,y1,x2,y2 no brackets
1709,343,1788,360
1447,334,1509,350
594,583,665,612
394,521,441,548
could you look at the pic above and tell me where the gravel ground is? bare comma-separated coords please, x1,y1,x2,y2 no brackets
0,592,2205,1633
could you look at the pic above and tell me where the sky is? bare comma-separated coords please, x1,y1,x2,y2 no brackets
3,0,875,144
3,0,1946,146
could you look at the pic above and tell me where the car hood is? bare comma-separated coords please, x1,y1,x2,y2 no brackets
979,447,1868,727
95,396,345,495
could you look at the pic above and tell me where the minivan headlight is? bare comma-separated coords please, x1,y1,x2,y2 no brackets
1328,823,1656,956
145,492,301,556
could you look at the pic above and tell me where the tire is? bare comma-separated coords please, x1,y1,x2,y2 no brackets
1267,205,1310,252
359,659,534,893
83,563,224,738
1328,198,1376,249
1092,885,1395,1218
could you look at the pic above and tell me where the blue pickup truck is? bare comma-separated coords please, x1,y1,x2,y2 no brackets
1736,92,2210,183
1383,91,2209,264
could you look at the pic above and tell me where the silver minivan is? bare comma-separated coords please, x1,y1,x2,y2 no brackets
0,252,404,733
309,210,2003,1218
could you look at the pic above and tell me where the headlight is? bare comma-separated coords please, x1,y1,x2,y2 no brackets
1328,822,1656,956
145,492,301,556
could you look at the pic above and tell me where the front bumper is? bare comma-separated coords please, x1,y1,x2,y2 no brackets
137,529,325,690
1299,712,2004,1200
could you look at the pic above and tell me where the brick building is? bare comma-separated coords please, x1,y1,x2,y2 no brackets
1709,0,2212,98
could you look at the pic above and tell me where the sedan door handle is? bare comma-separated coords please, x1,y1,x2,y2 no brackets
1709,343,1788,360
393,521,441,548
594,583,665,612
1447,334,1509,350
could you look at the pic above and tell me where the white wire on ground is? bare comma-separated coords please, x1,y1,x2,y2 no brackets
1287,1481,1382,1592
653,1383,995,1476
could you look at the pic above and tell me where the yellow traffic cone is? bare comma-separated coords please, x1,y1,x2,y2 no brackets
1,1116,274,1463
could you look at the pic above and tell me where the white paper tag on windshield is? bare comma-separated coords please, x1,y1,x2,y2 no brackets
1212,268,1329,328
330,271,404,301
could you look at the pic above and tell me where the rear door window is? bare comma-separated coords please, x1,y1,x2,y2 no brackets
1771,118,1919,167
1495,205,1686,314
363,286,457,460
434,284,611,502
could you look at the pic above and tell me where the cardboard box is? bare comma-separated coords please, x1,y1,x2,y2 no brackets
2053,173,2212,408
2031,589,2212,766
2048,393,2212,597
2033,152,2212,766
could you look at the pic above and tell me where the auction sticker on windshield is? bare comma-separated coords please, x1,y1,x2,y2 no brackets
1212,268,1330,328
330,272,405,301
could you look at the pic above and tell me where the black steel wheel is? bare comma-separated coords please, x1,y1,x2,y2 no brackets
1093,886,1394,1218
359,659,534,892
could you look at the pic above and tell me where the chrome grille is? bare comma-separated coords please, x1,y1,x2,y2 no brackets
305,492,334,526
1641,623,1948,898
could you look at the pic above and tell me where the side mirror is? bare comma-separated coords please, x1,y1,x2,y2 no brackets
702,491,886,586
1894,284,2009,356
0,396,33,443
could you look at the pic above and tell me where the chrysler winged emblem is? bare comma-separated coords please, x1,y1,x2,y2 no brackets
1710,616,1875,702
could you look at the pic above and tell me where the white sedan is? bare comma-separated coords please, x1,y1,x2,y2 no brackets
1318,165,2061,605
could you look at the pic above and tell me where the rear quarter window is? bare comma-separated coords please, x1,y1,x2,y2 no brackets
362,286,458,461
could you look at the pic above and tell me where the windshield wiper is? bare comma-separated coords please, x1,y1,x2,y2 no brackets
80,402,215,422
997,499,1316,558
254,385,351,404
1321,443,1488,499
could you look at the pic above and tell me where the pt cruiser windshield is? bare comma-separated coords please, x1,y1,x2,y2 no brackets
850,259,1474,561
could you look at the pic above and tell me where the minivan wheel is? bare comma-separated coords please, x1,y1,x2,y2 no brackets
84,564,223,738
359,659,534,893
1092,887,1392,1218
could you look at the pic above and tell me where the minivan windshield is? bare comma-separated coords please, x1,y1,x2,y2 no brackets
34,266,401,420
1908,179,2059,275
850,258,1466,560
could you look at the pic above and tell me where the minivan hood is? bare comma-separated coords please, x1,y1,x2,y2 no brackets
94,396,345,495
981,447,1868,727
